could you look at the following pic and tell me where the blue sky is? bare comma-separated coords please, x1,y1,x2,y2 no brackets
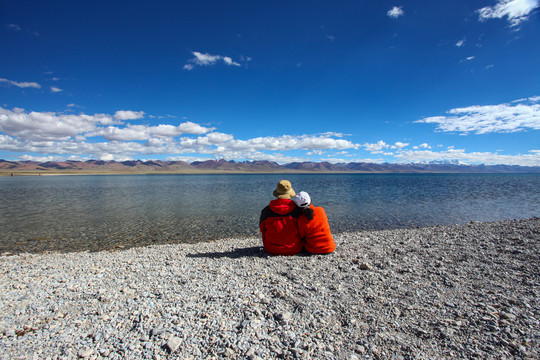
1,0,539,165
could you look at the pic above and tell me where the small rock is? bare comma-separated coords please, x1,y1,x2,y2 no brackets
98,348,110,357
500,312,517,322
78,347,94,358
274,311,292,324
166,337,181,352
223,348,235,357
151,327,166,336
245,347,256,357
355,345,366,354
359,263,373,271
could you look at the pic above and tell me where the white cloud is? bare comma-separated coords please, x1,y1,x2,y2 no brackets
50,86,63,93
177,121,213,135
456,38,466,47
193,52,221,65
2,132,356,163
222,56,240,66
6,24,38,35
183,51,241,70
395,148,540,166
3,106,538,166
0,107,111,141
393,141,409,149
387,6,404,18
93,125,150,141
0,107,215,144
0,78,41,89
90,121,213,141
416,143,431,149
113,110,145,121
477,0,540,27
204,132,234,144
221,135,358,153
319,131,347,137
363,140,389,152
466,56,475,61
6,24,22,31
415,96,540,134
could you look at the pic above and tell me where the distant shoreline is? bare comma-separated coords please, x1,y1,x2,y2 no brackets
2,169,540,176
1,170,371,177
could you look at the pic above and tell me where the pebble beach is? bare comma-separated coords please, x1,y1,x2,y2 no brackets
1,218,538,360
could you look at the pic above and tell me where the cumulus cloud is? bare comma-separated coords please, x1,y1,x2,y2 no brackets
387,6,404,18
415,96,540,134
0,78,41,89
2,107,362,160
113,110,145,121
413,143,431,150
0,107,112,141
220,135,357,153
395,148,540,166
0,107,215,144
0,127,360,163
88,121,213,141
177,121,212,135
477,0,540,27
183,51,241,70
392,142,409,149
3,106,538,166
363,140,389,153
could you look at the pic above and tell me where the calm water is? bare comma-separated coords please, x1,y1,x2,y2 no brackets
1,173,539,253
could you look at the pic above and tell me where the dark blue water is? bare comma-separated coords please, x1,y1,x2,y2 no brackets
0,174,538,253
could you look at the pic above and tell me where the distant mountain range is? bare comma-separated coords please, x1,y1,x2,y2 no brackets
1,159,539,174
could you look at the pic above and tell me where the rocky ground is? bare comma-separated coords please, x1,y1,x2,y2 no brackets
1,218,538,359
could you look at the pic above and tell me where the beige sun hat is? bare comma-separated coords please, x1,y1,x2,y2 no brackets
273,180,296,199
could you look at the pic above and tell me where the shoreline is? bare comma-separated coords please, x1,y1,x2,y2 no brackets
2,218,533,256
3,170,540,176
1,218,539,359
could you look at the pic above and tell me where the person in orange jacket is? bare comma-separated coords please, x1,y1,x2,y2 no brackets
293,191,336,254
259,180,303,255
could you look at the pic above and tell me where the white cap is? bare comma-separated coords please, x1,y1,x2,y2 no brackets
293,191,311,208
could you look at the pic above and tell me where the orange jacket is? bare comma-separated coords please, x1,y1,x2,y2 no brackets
298,205,336,254
259,199,303,255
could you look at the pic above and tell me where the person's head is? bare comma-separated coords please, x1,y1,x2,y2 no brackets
293,191,314,220
293,191,311,208
273,180,296,199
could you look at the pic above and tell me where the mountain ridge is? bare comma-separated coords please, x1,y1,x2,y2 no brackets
1,159,539,174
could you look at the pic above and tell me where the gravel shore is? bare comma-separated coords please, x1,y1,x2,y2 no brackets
1,218,538,359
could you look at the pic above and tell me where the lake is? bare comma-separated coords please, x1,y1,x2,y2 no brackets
1,173,539,253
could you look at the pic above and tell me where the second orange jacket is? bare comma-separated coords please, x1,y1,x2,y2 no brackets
298,205,336,254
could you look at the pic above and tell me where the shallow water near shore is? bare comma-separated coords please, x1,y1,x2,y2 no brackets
1,173,539,253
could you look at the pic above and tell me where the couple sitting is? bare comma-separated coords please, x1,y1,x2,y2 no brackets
259,180,336,256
